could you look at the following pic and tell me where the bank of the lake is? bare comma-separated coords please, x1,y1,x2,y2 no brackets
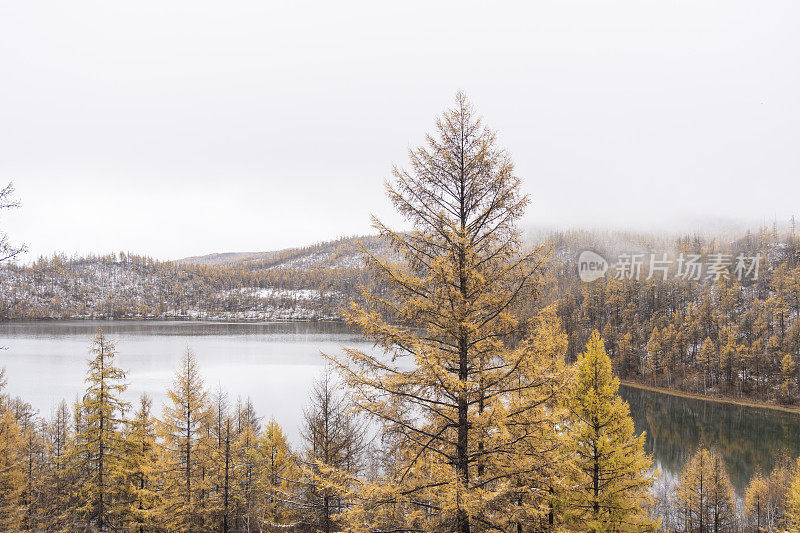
621,379,799,415
619,382,800,493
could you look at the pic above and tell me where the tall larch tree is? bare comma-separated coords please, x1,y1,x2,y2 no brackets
676,447,736,533
160,348,211,532
42,400,72,529
781,353,796,403
123,394,163,532
233,397,261,532
207,387,235,532
299,369,365,533
698,338,716,393
562,331,657,532
73,330,130,532
744,473,769,532
328,92,560,532
257,419,299,529
18,404,45,529
500,305,570,532
0,369,25,530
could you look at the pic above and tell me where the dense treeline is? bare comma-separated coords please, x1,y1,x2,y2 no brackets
0,330,368,532
0,251,366,321
543,227,800,404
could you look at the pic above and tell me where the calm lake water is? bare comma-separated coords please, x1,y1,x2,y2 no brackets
620,384,800,492
1,320,798,492
0,320,372,443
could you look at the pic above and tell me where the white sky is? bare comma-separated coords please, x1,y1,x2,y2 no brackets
1,1,798,260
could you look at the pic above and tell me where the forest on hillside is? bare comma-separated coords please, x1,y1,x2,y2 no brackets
0,248,367,321
542,227,800,406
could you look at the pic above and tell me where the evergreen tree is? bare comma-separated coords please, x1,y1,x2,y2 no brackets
160,348,211,532
72,330,131,531
299,369,365,533
123,394,162,532
781,354,796,403
0,369,25,530
329,92,558,532
562,331,657,532
676,447,736,533
257,419,299,529
42,400,72,529
233,397,260,532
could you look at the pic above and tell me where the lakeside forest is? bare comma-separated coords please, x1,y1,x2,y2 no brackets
1,94,800,532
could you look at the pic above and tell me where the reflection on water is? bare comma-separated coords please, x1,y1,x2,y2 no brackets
621,384,800,492
0,319,360,339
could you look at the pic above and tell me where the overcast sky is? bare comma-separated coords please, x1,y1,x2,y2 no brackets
1,1,798,260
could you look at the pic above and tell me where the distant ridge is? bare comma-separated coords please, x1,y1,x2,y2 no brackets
177,235,389,271
178,251,263,266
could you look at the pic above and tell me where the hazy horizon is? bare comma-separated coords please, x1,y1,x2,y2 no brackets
2,1,798,261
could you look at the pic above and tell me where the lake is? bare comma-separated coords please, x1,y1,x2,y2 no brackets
0,320,372,443
620,384,800,492
1,320,798,493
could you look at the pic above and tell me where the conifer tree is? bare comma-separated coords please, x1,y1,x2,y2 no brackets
781,354,796,402
73,330,131,531
697,338,716,393
618,332,635,378
744,473,768,532
233,397,260,532
500,305,570,532
329,92,557,533
645,327,663,382
123,394,162,532
160,348,211,532
207,387,235,532
18,406,46,530
257,419,299,529
676,447,736,533
562,331,657,532
758,457,795,530
787,458,800,530
299,369,365,533
42,400,72,529
0,369,25,530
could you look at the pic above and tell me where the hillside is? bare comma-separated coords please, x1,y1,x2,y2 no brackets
179,235,389,271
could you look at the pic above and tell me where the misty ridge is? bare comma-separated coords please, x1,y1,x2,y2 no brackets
1,221,796,323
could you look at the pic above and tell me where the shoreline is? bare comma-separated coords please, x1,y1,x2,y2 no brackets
619,379,800,416
0,316,346,324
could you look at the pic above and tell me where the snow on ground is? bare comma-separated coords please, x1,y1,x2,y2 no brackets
243,287,324,300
